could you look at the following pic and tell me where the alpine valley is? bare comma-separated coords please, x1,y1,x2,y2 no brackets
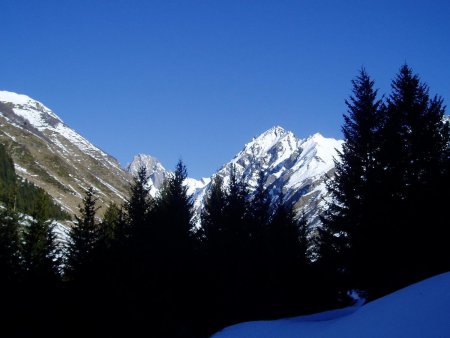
0,90,343,225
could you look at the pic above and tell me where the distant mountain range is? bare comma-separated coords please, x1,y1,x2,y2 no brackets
128,126,343,226
0,90,343,225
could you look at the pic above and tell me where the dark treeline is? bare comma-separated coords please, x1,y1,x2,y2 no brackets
0,64,448,338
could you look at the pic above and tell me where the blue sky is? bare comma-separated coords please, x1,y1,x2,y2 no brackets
1,1,449,178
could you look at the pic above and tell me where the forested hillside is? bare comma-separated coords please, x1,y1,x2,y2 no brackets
0,143,70,220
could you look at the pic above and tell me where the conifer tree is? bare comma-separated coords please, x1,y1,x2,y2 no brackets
22,196,60,285
201,174,227,250
321,68,383,295
0,206,25,337
223,164,250,248
65,187,99,281
148,160,199,337
153,160,194,248
125,165,152,240
99,203,123,248
249,170,271,235
376,65,450,291
322,65,450,299
0,207,22,285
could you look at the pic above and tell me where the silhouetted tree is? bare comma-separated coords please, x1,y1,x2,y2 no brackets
375,65,450,294
125,165,152,237
0,207,22,285
321,68,383,295
22,199,60,285
65,187,99,281
149,160,198,337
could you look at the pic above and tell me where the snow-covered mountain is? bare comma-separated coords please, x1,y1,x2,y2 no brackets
130,126,343,226
126,154,171,197
0,90,131,215
210,126,343,225
0,89,342,223
126,154,211,199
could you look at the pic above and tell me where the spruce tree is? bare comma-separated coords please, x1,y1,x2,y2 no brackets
149,160,199,337
125,165,152,241
99,203,123,248
0,207,22,285
223,164,250,248
201,174,227,250
153,160,194,247
249,170,271,235
377,65,450,291
22,197,60,285
265,194,306,314
0,207,27,338
321,68,383,296
65,187,99,281
200,174,229,332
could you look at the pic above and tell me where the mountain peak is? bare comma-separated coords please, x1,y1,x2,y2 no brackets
257,125,287,139
0,90,55,114
309,132,324,140
127,154,165,175
0,90,35,106
267,125,286,134
0,90,62,126
247,126,294,151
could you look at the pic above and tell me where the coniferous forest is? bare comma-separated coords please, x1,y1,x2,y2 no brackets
0,65,449,338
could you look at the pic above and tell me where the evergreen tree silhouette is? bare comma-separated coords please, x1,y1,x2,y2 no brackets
376,65,450,294
201,174,227,250
22,197,61,285
0,206,26,336
0,207,22,285
99,202,124,248
321,68,383,296
265,194,306,316
323,65,450,299
150,160,198,337
65,187,99,281
125,165,152,237
200,174,230,333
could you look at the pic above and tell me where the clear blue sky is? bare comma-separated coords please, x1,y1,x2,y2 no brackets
1,1,449,178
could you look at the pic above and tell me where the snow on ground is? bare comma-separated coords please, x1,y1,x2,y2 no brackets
212,272,450,338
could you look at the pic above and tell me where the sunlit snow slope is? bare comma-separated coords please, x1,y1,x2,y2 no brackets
212,272,450,338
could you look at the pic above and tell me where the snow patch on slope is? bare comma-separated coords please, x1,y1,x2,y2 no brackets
212,272,450,338
0,90,113,162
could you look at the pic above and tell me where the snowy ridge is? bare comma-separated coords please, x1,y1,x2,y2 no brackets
212,271,450,338
0,90,131,214
130,126,342,227
0,90,113,163
207,126,343,225
127,154,210,198
0,91,60,121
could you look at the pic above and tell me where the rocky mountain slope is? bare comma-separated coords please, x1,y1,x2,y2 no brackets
0,91,131,215
128,126,343,226
0,90,343,224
